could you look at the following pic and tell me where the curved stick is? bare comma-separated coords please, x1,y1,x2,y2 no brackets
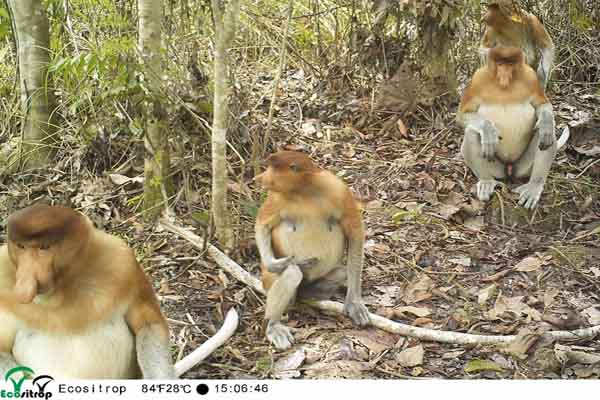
174,308,239,377
160,220,600,346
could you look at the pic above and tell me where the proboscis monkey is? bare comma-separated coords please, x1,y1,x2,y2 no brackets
0,205,175,379
480,0,555,89
457,46,556,209
254,151,370,350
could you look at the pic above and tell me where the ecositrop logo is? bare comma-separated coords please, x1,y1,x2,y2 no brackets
1,366,53,399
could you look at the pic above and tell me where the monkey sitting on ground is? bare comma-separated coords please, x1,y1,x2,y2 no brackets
480,0,555,89
254,151,370,350
0,204,175,378
457,47,556,209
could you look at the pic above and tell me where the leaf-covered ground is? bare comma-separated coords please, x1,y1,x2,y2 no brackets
1,62,599,380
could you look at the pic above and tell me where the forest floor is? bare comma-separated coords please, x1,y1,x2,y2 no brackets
2,62,599,380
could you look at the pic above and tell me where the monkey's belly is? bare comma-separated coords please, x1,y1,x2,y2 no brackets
272,219,345,282
479,103,536,163
13,315,137,379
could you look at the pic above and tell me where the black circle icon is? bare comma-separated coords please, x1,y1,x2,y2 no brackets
196,383,209,395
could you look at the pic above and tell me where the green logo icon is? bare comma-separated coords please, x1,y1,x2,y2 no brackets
2,366,34,398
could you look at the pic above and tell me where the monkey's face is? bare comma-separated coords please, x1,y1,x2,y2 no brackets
254,165,303,193
8,240,57,303
494,62,516,88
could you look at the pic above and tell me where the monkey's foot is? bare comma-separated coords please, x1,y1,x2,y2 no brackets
266,321,294,351
476,179,500,201
344,300,370,326
514,181,544,209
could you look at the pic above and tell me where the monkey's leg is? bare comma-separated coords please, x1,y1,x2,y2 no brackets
265,264,303,351
461,127,506,201
513,131,557,209
136,324,176,379
0,352,17,375
298,267,346,300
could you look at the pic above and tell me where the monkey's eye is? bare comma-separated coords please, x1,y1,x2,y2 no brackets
17,243,25,249
39,244,50,251
289,163,300,172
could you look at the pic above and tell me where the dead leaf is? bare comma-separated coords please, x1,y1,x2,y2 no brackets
397,118,409,137
555,344,600,365
395,345,424,367
393,306,431,318
582,306,600,325
543,309,586,329
109,174,143,185
437,204,461,219
515,256,543,272
272,348,306,379
463,216,485,231
477,284,497,306
403,275,435,304
543,288,560,309
442,350,464,359
346,329,397,354
304,360,373,379
485,293,542,321
372,286,400,307
504,328,542,359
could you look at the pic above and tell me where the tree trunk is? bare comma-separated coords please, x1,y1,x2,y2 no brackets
138,0,171,221
211,0,239,250
6,0,56,170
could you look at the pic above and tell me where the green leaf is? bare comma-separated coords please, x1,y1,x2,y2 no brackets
464,359,504,373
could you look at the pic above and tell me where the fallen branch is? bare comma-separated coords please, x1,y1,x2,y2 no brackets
174,308,239,377
160,220,600,345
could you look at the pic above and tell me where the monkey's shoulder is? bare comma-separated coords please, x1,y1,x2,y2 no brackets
88,231,142,276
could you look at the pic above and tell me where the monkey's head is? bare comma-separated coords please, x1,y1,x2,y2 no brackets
483,0,521,27
254,151,321,193
7,204,90,303
488,46,524,89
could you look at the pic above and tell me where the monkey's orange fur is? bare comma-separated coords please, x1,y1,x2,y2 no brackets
255,151,364,291
0,204,169,378
481,2,553,69
459,47,549,164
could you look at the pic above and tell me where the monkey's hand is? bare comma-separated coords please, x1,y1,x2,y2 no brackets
265,256,295,273
266,256,317,273
535,104,555,151
344,298,370,326
514,180,544,209
266,320,294,351
479,120,499,160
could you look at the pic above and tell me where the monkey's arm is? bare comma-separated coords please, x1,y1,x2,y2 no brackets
341,195,370,326
534,101,555,150
255,198,299,274
126,275,176,379
531,82,554,151
530,15,555,88
457,111,499,161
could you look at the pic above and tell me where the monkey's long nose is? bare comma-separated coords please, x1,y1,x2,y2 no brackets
253,173,264,183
